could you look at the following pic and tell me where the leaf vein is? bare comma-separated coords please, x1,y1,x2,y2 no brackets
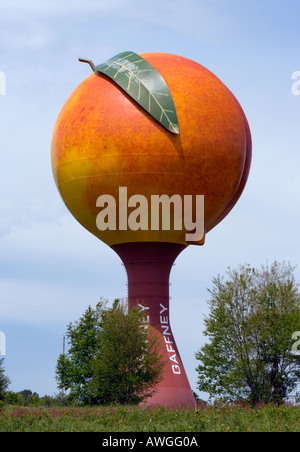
96,52,179,134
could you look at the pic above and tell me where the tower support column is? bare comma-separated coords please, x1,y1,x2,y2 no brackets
112,242,196,407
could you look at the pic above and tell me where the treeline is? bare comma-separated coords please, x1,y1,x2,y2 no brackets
3,390,67,407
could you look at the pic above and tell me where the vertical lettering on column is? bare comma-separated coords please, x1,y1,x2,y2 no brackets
138,303,150,331
159,304,181,375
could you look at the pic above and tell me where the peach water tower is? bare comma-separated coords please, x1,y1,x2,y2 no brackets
51,51,251,407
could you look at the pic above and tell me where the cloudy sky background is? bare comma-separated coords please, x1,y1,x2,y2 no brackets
0,0,300,398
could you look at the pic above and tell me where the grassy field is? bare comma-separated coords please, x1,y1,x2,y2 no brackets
0,404,299,432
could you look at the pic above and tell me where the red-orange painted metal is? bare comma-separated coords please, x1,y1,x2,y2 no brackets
112,242,196,407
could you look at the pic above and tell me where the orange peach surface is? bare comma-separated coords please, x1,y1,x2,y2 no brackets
51,53,251,246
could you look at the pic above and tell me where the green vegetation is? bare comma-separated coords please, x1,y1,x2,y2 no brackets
0,404,299,432
1,261,299,432
55,299,164,405
0,358,10,410
196,262,300,405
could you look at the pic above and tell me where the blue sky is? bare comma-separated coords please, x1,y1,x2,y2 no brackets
0,0,300,399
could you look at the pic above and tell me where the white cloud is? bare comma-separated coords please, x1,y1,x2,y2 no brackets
127,0,231,42
0,0,127,52
0,200,122,277
0,277,103,325
0,0,124,21
0,0,232,54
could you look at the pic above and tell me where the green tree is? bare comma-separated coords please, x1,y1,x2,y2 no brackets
0,358,10,401
56,299,164,405
5,391,24,405
18,389,40,406
56,299,106,404
87,301,164,405
196,262,300,406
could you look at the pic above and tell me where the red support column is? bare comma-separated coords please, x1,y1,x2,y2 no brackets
112,242,196,407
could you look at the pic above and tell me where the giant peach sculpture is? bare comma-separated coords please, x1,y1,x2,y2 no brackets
51,51,251,407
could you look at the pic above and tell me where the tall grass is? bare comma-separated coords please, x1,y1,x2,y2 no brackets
0,404,299,432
